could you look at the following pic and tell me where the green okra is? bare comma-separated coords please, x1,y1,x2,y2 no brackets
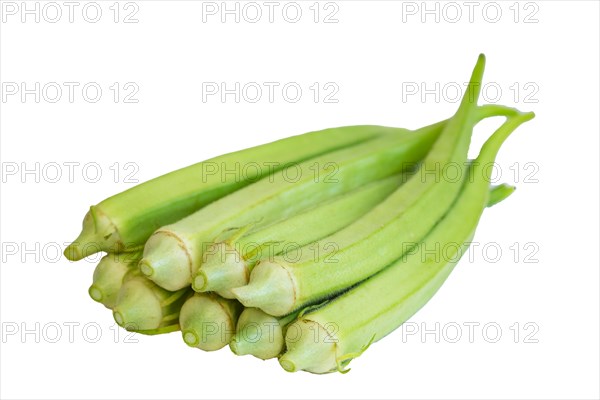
64,125,395,261
140,122,449,291
233,54,488,316
89,251,142,309
230,308,300,360
193,173,411,297
278,111,535,374
112,270,190,334
179,293,244,351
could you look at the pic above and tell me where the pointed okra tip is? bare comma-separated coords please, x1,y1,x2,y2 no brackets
63,243,82,261
487,183,517,207
475,53,486,75
65,206,119,261
64,239,102,261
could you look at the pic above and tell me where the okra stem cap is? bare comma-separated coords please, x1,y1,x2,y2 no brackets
232,261,296,317
179,293,237,351
193,243,248,293
113,278,163,331
230,307,285,360
140,231,192,291
279,320,337,374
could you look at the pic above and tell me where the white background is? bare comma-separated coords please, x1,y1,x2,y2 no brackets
1,1,599,399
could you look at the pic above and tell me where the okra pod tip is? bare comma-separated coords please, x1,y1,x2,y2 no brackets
64,206,121,261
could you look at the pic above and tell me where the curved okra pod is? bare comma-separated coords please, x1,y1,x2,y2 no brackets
233,54,488,316
278,111,535,374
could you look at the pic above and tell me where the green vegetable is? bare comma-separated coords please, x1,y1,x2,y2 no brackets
278,111,535,374
89,251,142,309
230,308,300,360
193,173,411,297
140,122,448,291
65,53,533,374
112,271,190,334
228,182,515,361
232,54,488,316
179,293,243,351
64,125,395,261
